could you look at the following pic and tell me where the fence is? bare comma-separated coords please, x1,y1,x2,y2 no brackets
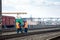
23,18,60,29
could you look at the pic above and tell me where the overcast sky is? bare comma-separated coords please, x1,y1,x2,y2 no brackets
2,0,60,18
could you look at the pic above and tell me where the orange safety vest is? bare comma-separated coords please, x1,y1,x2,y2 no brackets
24,21,28,28
16,22,20,29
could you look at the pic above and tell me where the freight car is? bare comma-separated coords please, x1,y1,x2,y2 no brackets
2,16,15,29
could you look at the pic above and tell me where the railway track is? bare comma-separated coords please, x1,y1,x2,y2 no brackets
1,28,60,40
6,31,60,40
2,27,60,33
50,36,60,40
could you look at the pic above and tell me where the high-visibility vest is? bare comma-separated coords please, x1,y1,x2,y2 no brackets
16,22,20,29
24,21,28,28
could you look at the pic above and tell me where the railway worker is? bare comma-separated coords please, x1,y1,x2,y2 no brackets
23,21,28,34
18,21,23,33
16,22,20,34
16,21,23,34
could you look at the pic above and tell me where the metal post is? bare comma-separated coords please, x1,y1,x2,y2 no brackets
56,18,59,25
43,18,44,25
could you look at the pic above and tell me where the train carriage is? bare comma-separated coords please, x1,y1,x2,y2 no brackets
2,16,15,29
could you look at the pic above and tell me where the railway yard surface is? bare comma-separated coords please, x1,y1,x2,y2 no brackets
5,30,60,40
1,28,60,40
